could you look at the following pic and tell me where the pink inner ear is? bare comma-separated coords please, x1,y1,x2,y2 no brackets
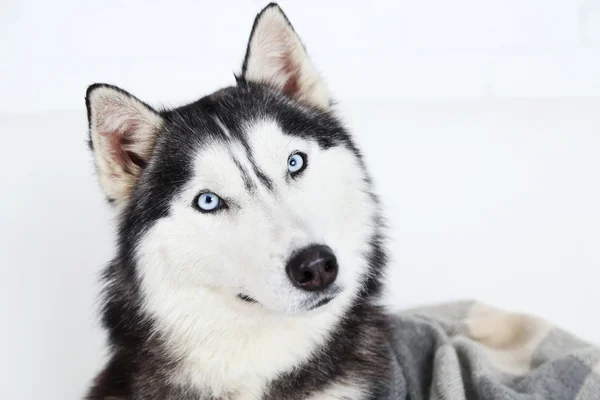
105,120,146,174
107,130,134,174
281,50,300,96
95,97,153,175
272,28,300,97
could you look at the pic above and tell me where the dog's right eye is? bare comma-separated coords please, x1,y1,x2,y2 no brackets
194,192,224,212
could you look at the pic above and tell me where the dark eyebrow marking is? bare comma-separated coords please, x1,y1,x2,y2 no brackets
232,156,256,192
237,133,274,191
251,158,274,191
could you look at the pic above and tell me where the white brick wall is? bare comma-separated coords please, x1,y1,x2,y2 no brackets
0,0,599,112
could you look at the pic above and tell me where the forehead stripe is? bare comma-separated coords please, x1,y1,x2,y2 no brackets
252,162,274,191
238,132,275,191
231,155,256,192
212,115,232,140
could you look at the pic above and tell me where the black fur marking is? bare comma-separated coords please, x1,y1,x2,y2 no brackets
254,166,275,191
263,303,394,399
222,121,274,191
245,146,275,191
232,156,257,192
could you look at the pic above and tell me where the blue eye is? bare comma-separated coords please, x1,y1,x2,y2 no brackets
287,153,306,174
196,192,221,212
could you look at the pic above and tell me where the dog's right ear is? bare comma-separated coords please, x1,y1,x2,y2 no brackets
86,84,164,207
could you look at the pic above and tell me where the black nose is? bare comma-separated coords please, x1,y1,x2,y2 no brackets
286,245,338,291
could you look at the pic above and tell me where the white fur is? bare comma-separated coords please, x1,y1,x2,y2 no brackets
135,119,377,397
244,6,330,109
87,86,163,206
312,383,367,400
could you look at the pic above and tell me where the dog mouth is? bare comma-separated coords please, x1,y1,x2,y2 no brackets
237,293,258,304
236,293,335,311
305,296,334,310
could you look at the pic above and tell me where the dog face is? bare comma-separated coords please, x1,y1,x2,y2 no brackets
134,112,377,317
86,5,382,320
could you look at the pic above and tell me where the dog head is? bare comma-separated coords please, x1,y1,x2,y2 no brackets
86,4,385,320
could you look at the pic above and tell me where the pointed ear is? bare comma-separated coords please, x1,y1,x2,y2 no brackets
86,84,163,206
241,3,329,109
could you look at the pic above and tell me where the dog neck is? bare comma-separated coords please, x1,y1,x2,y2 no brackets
145,285,354,397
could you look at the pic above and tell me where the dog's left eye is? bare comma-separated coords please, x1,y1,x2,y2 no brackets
195,192,222,212
287,152,306,175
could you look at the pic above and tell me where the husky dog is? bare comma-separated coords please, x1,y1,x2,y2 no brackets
85,3,395,399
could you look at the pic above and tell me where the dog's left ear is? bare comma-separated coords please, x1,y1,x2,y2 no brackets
240,3,329,109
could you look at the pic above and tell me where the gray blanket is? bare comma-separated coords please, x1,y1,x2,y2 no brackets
382,301,600,399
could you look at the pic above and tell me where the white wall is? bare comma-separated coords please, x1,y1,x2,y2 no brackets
1,1,599,399
1,0,600,112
